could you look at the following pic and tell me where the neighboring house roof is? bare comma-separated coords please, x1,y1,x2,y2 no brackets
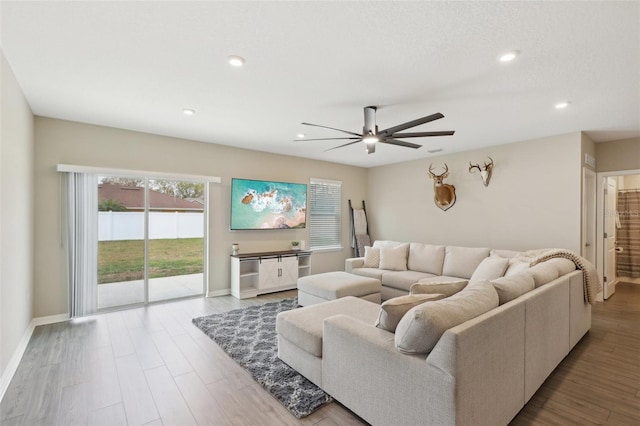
98,183,203,211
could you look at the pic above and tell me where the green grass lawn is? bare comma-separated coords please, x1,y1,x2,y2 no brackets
98,238,204,284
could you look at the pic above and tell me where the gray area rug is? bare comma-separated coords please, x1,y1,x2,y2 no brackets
192,297,333,418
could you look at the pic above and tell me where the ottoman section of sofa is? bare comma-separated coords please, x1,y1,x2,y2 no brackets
297,271,382,306
276,296,380,387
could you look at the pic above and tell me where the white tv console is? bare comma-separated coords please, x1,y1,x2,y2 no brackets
230,250,312,299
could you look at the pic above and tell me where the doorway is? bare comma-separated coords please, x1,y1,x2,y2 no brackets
97,175,206,310
596,169,640,300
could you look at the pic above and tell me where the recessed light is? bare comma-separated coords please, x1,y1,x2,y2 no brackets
183,108,195,115
228,55,245,67
555,101,570,109
297,133,305,138
499,50,520,63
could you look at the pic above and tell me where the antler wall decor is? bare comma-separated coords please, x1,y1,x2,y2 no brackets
469,157,494,187
428,163,456,211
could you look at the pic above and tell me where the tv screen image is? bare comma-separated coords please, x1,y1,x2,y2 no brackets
230,178,307,230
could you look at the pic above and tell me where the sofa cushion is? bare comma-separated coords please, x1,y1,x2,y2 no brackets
375,293,446,333
276,296,380,357
505,260,531,276
527,262,560,287
363,246,381,268
545,258,576,276
379,244,409,271
351,268,385,281
407,243,445,275
372,240,404,248
381,270,437,292
411,276,468,297
490,249,522,259
442,246,491,279
470,256,509,282
395,281,499,354
490,272,535,305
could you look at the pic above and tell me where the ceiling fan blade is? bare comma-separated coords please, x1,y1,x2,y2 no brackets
391,130,455,138
324,140,363,152
379,139,422,149
294,137,361,142
301,122,362,137
379,112,444,136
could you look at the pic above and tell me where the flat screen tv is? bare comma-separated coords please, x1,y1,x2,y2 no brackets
230,178,307,230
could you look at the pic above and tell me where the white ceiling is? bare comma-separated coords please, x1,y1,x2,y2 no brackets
1,1,639,168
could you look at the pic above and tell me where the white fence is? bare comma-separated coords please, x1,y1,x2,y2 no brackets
99,211,204,241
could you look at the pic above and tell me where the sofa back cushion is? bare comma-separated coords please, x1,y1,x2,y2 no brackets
395,281,499,354
470,256,509,282
490,272,535,305
442,246,491,279
379,244,409,271
407,243,445,275
490,248,522,259
372,240,404,248
505,260,531,276
545,258,576,276
527,262,560,287
375,293,446,333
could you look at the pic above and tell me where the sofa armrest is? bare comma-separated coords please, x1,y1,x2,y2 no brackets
345,257,364,273
322,314,455,426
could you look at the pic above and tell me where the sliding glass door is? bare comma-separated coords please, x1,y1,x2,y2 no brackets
97,176,206,310
148,179,205,302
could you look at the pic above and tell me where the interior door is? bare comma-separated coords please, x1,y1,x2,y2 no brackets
603,177,617,299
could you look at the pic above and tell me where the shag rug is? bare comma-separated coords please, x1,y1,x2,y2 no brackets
192,297,333,418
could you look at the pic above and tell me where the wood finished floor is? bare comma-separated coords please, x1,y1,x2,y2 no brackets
1,284,639,426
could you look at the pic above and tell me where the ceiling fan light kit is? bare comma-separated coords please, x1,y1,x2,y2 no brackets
296,106,455,155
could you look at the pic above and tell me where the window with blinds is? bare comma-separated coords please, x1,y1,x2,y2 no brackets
309,178,342,250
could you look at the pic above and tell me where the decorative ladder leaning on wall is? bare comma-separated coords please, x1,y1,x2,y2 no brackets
349,200,370,257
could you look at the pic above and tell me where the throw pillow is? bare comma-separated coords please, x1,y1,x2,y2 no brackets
395,281,499,354
490,273,535,305
469,256,509,282
363,246,381,268
410,279,468,297
375,293,446,333
527,262,559,287
379,244,409,271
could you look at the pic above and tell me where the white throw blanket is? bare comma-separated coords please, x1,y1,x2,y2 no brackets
353,209,368,235
515,249,602,304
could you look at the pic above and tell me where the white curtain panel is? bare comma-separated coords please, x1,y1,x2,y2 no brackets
66,172,99,317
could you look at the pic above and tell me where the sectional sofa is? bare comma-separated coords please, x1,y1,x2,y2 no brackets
276,241,596,425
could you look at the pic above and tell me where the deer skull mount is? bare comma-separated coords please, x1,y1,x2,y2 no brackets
469,157,494,187
428,163,456,211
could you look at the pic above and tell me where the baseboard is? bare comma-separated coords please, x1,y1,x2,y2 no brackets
0,319,35,403
33,313,70,326
0,313,69,403
207,289,230,297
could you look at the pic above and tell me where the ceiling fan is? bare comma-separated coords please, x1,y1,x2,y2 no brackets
295,106,455,154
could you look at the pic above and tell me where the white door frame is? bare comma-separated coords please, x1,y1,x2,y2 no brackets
582,168,597,264
595,168,640,301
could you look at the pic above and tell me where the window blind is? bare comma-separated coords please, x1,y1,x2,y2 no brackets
309,178,342,250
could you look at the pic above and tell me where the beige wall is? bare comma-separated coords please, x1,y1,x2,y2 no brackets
33,117,368,317
596,138,640,172
619,174,640,190
0,52,34,376
367,133,582,252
